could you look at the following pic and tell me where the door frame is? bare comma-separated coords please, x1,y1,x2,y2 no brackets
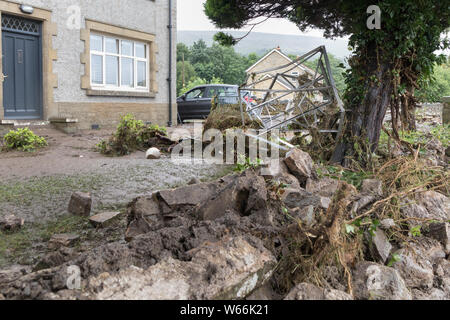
2,18,43,119
0,2,58,121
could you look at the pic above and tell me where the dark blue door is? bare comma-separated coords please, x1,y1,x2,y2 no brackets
2,15,42,119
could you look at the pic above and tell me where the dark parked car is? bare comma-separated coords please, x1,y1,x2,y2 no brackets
177,84,255,122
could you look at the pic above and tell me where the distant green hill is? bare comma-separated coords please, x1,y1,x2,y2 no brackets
177,31,350,59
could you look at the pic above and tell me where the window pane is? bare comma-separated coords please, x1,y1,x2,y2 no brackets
105,38,118,54
136,43,146,58
105,55,119,85
121,58,134,87
137,61,146,87
91,55,103,84
121,41,133,56
90,35,103,52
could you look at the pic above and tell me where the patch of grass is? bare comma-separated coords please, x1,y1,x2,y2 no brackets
0,214,88,268
319,165,372,189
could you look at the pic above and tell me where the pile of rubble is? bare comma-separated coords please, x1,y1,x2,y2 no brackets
0,148,448,300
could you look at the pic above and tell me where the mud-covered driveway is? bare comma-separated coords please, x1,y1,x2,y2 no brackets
0,125,230,223
0,125,231,267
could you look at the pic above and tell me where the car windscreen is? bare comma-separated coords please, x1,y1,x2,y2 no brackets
206,86,237,98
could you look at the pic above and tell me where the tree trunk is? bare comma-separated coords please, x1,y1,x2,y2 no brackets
331,51,393,166
400,85,417,131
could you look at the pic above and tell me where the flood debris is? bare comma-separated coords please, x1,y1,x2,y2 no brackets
0,147,449,300
0,215,24,232
89,212,121,228
68,192,92,217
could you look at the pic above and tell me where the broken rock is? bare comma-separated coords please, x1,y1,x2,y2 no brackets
48,234,80,250
146,147,161,160
305,177,339,198
427,222,450,253
68,192,92,217
369,229,392,264
283,148,314,185
361,179,383,197
282,188,331,211
416,191,450,221
284,283,353,300
392,239,445,289
352,262,412,300
89,212,121,228
87,236,276,300
0,215,24,232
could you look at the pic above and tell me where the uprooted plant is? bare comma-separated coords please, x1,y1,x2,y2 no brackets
96,114,169,156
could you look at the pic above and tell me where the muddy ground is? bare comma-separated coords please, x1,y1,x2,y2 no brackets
0,124,232,268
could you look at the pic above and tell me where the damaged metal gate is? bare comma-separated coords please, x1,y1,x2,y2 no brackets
238,46,345,142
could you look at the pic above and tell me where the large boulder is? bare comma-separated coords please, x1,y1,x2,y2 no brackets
68,192,92,217
352,262,412,300
196,170,271,225
284,283,353,300
283,148,314,185
86,236,276,300
260,158,301,190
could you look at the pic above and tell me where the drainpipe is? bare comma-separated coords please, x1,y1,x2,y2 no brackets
167,0,173,127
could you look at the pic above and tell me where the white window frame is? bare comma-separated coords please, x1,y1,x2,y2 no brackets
90,33,149,92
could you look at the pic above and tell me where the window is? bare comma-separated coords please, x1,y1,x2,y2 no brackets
90,34,148,91
186,88,205,99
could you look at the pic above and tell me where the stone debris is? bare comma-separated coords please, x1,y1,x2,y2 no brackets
283,148,314,185
1,145,450,301
392,239,445,289
187,177,201,185
87,236,275,300
352,262,412,300
146,147,161,160
427,222,450,253
0,215,24,232
360,179,383,197
68,192,92,217
48,234,80,249
380,219,396,230
305,177,339,198
284,283,353,300
370,229,393,264
89,212,121,228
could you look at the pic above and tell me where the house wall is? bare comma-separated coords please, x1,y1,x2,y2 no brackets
251,78,295,101
0,0,177,129
247,50,307,77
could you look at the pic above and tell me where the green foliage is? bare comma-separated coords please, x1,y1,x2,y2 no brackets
3,128,47,152
176,39,260,96
416,58,450,102
387,253,401,267
322,165,371,189
179,76,223,96
97,114,167,156
233,155,262,172
410,225,422,237
303,53,348,94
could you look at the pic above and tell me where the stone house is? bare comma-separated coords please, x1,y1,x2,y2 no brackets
245,47,316,101
0,0,177,130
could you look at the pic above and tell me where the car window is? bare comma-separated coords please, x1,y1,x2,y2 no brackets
205,87,219,98
186,88,205,99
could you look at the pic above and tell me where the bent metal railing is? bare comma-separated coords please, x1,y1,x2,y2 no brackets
238,46,345,144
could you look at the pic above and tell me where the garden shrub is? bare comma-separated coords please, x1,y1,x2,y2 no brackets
2,128,47,152
97,114,168,156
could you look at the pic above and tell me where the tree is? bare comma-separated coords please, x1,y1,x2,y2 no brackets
176,60,196,96
416,58,450,103
204,0,450,165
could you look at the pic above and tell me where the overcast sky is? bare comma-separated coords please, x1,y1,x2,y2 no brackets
177,0,326,38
